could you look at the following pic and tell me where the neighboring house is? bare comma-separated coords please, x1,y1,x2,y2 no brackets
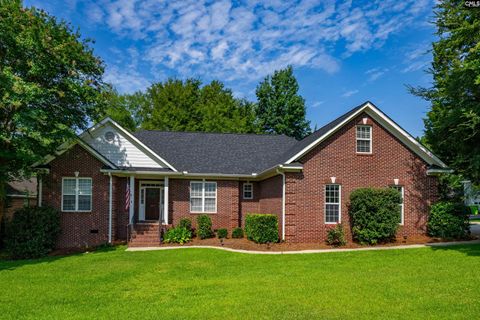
5,178,37,219
463,181,480,208
35,101,450,247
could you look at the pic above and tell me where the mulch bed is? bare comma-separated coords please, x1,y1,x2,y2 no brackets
151,234,478,252
45,235,479,256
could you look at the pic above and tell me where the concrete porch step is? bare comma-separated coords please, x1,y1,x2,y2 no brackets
128,223,172,247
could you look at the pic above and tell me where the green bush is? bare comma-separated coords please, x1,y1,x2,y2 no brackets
349,188,401,245
217,228,228,239
178,218,192,231
232,227,244,239
163,227,192,244
5,206,61,259
428,201,470,239
245,214,278,244
196,215,214,239
326,224,347,247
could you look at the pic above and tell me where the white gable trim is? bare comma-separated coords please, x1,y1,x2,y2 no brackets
285,102,448,168
82,118,178,172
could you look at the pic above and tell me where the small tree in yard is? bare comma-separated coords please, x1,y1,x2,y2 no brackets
349,188,402,245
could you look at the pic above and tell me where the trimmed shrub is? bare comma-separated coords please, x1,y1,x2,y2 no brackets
178,218,192,231
5,206,61,259
196,215,214,239
326,224,347,247
232,227,244,239
349,188,401,245
217,228,228,239
245,214,278,244
163,227,192,244
428,201,470,239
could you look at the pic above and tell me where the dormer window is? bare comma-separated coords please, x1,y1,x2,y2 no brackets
356,125,372,153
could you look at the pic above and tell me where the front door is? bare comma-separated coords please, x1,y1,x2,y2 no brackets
145,188,160,221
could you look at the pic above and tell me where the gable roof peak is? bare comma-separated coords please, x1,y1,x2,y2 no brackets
283,101,448,169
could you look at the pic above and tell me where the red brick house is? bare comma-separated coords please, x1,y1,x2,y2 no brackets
36,102,450,247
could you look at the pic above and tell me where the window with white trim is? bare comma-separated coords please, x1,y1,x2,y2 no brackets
243,183,253,199
190,181,217,213
390,185,404,225
356,125,372,153
325,184,341,223
62,177,92,212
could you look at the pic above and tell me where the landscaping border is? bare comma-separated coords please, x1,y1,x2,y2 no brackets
126,239,480,255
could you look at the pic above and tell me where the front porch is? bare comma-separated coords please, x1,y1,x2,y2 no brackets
127,176,170,225
125,176,171,246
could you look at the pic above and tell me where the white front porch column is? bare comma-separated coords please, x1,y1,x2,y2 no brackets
129,175,135,224
163,176,169,225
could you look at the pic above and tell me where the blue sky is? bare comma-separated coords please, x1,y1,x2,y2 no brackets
25,0,436,137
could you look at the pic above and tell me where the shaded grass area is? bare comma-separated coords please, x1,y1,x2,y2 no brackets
1,244,479,319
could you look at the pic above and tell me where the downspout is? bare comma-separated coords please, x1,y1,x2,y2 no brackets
108,172,113,244
276,169,286,241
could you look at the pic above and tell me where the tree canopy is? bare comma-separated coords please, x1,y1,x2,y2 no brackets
255,66,311,139
0,0,105,185
136,79,259,133
410,0,480,183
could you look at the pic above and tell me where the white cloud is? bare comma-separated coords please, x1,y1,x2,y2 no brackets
103,47,151,93
365,67,389,81
76,0,434,88
402,42,431,73
311,100,325,108
342,89,359,98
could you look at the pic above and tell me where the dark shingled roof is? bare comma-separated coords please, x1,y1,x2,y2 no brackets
134,131,297,174
7,178,37,197
132,102,370,175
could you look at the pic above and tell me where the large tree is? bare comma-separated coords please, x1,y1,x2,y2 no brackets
99,89,144,131
255,66,311,139
0,1,105,215
140,79,258,133
410,0,480,183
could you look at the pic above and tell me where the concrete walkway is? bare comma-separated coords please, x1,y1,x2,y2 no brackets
126,239,480,255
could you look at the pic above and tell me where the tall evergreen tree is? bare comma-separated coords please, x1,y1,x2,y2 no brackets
255,66,311,139
410,0,480,183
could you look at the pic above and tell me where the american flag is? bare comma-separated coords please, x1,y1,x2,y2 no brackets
125,181,130,211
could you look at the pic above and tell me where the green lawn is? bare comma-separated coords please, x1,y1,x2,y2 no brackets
1,245,479,319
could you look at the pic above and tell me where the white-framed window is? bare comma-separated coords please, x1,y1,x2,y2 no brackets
356,125,372,153
190,181,217,213
391,185,404,225
325,184,341,223
243,182,253,199
62,177,92,212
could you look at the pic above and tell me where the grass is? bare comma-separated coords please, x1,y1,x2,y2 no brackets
1,244,480,319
